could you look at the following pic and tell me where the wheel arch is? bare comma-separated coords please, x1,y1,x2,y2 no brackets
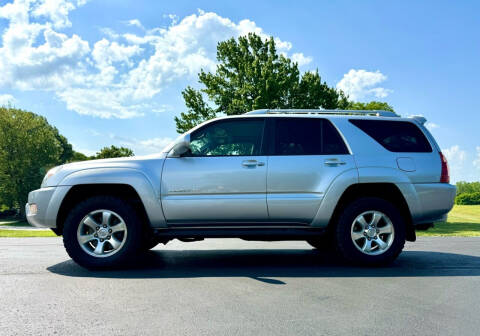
56,184,153,235
328,183,416,242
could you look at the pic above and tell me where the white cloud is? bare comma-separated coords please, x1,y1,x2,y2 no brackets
58,88,144,119
441,145,480,182
125,19,144,29
336,69,393,101
425,122,439,130
107,133,174,155
92,38,142,69
443,145,467,183
443,145,466,164
0,94,17,106
32,0,77,29
137,137,174,152
474,147,480,170
0,3,310,118
291,53,312,67
0,3,91,90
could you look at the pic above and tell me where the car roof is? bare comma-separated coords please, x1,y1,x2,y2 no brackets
217,113,417,123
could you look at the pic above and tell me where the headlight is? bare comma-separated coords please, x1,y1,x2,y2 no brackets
41,166,62,187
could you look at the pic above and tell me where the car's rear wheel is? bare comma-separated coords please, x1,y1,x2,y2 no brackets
63,196,143,269
335,197,405,266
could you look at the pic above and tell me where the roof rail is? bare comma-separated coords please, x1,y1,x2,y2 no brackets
245,109,400,118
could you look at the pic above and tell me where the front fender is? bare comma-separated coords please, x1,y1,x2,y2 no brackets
59,168,167,227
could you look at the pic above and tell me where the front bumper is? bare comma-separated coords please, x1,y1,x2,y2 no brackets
26,186,71,228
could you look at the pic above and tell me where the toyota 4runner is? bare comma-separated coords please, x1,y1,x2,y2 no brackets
26,109,456,268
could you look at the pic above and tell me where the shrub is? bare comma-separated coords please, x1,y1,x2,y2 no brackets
456,181,480,195
455,192,480,205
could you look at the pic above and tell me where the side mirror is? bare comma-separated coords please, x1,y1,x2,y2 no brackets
168,134,191,157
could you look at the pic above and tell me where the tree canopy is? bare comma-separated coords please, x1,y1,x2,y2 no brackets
175,33,393,133
0,107,72,216
175,33,351,133
346,101,394,112
0,107,135,216
95,145,134,159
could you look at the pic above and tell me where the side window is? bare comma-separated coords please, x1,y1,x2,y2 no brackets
349,119,432,153
273,118,322,155
323,120,349,154
189,119,265,156
272,118,349,155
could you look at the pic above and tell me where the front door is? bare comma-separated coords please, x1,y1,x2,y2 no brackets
161,118,268,224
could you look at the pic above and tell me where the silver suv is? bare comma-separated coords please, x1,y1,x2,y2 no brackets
26,109,456,268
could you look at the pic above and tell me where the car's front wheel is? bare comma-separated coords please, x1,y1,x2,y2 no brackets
63,196,143,269
335,197,406,266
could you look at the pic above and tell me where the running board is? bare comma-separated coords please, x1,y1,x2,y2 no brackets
152,226,326,241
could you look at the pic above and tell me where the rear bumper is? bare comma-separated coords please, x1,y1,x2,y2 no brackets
26,186,71,228
412,183,456,225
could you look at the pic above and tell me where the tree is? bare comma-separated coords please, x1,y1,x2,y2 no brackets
54,130,74,164
71,151,89,162
175,33,347,133
456,181,480,195
0,107,65,217
346,101,395,112
95,145,134,159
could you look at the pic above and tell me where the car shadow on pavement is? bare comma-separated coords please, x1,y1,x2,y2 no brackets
47,248,480,283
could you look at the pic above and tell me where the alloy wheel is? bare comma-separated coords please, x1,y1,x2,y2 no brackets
76,209,128,258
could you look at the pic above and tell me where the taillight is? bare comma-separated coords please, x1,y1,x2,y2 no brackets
439,152,450,183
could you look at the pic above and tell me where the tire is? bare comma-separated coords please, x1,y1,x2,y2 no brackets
306,234,334,251
141,236,161,251
63,196,143,269
335,197,405,266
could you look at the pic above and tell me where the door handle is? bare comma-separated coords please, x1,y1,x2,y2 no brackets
242,160,264,168
324,158,346,167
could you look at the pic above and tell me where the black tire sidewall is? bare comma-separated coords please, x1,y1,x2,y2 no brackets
335,197,406,266
306,232,334,251
63,196,142,269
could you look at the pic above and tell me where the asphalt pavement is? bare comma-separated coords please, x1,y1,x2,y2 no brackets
1,237,479,336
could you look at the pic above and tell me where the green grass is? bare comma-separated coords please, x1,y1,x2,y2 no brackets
0,220,30,227
0,229,56,237
417,205,480,236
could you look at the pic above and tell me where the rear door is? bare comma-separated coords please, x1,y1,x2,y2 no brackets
266,117,356,223
161,118,268,224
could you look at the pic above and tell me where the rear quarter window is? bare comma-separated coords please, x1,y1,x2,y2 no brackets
349,119,432,153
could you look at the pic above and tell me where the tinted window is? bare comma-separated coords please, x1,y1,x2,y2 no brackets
349,119,432,153
323,120,349,155
272,118,348,155
189,119,264,156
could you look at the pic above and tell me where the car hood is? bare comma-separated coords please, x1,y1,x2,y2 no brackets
42,153,167,187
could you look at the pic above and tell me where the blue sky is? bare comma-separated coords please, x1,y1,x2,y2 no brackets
0,0,479,182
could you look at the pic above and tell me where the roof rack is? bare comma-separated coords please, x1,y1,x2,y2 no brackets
245,109,399,118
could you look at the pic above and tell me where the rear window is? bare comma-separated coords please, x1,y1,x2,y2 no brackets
272,118,349,155
349,119,432,153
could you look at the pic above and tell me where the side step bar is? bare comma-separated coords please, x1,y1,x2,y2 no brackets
152,226,326,241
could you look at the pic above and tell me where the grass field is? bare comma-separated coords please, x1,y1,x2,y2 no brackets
0,220,30,227
1,205,479,238
418,205,480,236
0,229,56,237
